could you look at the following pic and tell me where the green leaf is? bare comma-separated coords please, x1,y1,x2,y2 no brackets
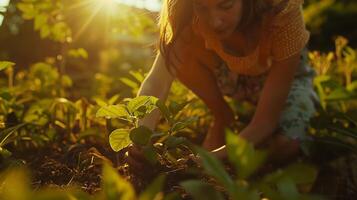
51,22,71,42
68,48,88,59
0,168,31,200
325,87,357,101
259,163,319,200
0,147,12,159
0,123,27,147
195,147,235,189
168,101,190,117
162,192,181,200
225,128,267,179
180,180,225,200
129,126,153,146
313,75,331,84
347,80,357,92
127,96,158,114
94,97,108,107
61,75,73,87
277,177,299,200
96,104,130,120
109,129,132,152
101,163,136,200
171,117,198,133
142,145,158,165
230,187,260,200
108,94,120,105
139,175,166,200
0,90,12,101
34,14,47,30
120,77,139,89
257,183,281,200
129,70,145,82
40,25,50,38
164,136,187,149
0,61,15,71
282,163,318,185
17,3,36,19
156,100,171,123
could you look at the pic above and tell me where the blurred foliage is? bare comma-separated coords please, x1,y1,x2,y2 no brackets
304,0,357,50
0,0,356,199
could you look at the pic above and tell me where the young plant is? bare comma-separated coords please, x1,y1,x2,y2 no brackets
181,129,323,200
96,96,197,166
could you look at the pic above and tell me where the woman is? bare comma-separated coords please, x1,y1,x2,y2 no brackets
134,0,319,161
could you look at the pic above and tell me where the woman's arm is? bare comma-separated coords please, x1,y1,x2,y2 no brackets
137,52,175,130
240,53,301,145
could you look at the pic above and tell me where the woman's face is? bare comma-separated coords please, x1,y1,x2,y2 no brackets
193,0,243,39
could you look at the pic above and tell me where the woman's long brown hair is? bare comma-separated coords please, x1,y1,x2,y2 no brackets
158,0,274,75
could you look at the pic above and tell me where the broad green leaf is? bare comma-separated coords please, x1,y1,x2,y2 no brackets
129,70,145,82
61,75,73,87
96,104,130,120
171,117,198,133
34,14,47,30
127,96,158,115
347,80,357,92
40,25,50,38
230,187,260,200
0,168,31,200
101,163,136,200
52,22,71,42
259,163,319,200
76,48,88,59
156,100,171,123
93,97,108,107
226,128,267,179
277,177,299,200
139,175,166,200
24,99,52,126
17,3,36,19
120,77,139,89
68,48,88,59
168,101,190,117
162,192,181,200
195,147,235,190
108,94,120,105
31,188,93,200
283,163,318,185
180,180,224,200
0,90,12,101
109,129,131,152
313,75,331,85
164,136,187,149
257,183,281,200
325,87,357,101
129,126,153,146
0,147,12,158
142,145,158,165
0,61,15,71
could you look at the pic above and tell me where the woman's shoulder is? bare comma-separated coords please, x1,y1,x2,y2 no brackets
265,0,305,28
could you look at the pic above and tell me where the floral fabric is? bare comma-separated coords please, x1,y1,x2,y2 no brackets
213,47,320,154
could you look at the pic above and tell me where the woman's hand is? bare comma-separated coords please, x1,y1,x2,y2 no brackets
202,120,227,151
202,112,235,151
211,145,228,160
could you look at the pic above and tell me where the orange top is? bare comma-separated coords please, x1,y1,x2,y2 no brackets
192,0,310,76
